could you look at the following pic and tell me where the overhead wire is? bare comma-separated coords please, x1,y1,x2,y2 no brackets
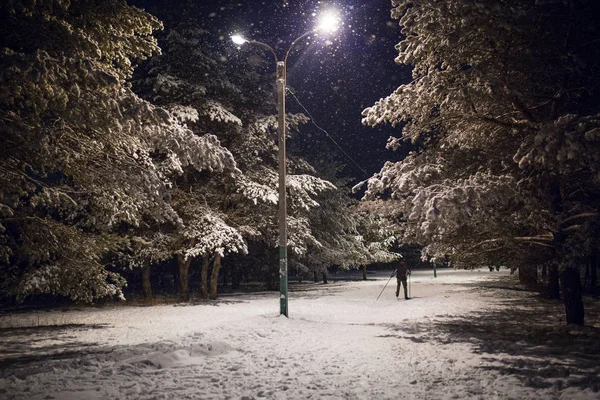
286,87,371,179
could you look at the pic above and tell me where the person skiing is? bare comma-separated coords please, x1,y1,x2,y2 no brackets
392,261,411,300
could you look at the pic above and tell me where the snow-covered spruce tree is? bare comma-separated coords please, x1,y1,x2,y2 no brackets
361,0,600,325
0,0,237,303
354,206,402,280
234,116,341,285
303,205,399,283
291,159,399,282
117,225,184,304
132,14,339,295
169,187,247,300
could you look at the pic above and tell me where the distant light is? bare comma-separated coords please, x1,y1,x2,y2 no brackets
316,10,341,33
231,34,247,45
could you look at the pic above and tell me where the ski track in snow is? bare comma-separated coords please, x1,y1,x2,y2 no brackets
0,269,599,400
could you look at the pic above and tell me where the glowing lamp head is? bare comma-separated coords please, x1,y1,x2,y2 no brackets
316,10,340,33
231,34,247,45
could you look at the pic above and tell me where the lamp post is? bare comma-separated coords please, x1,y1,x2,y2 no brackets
232,11,340,317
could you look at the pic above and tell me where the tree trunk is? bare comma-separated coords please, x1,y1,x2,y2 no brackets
584,259,591,290
142,263,153,304
519,265,537,288
209,253,222,299
158,267,164,293
361,265,367,281
547,263,560,300
322,269,328,284
541,264,547,280
176,240,195,301
232,263,241,289
313,270,318,283
200,255,210,299
560,267,584,325
222,260,228,287
173,263,180,294
590,253,598,292
177,254,193,302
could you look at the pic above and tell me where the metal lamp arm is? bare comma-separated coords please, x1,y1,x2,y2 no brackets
284,30,315,64
248,40,279,63
246,29,315,64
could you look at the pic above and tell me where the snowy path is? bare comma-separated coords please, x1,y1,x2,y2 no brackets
1,269,599,400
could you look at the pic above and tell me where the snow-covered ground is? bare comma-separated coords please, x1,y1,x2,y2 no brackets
1,269,599,400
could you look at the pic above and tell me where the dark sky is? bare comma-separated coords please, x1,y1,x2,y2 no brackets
141,0,412,179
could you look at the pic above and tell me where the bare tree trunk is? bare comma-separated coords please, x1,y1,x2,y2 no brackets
361,265,367,281
209,253,222,299
200,255,210,299
547,263,560,300
541,264,547,280
560,267,584,325
177,255,192,301
322,269,328,284
142,263,153,304
177,239,197,302
177,254,193,302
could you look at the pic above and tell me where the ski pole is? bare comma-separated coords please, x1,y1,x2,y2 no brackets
408,272,411,298
376,270,396,301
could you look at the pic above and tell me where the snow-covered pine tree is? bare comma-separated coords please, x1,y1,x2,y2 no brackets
131,10,340,296
290,159,398,282
361,0,600,325
0,0,237,302
119,231,176,303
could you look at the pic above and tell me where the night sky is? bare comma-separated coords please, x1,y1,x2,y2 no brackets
144,0,413,180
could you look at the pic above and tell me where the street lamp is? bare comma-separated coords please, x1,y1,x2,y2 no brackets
232,10,340,317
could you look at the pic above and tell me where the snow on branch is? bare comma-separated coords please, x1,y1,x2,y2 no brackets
200,100,242,127
236,177,278,205
287,175,336,211
182,211,247,260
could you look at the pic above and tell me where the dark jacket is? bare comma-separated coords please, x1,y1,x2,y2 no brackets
395,264,410,280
